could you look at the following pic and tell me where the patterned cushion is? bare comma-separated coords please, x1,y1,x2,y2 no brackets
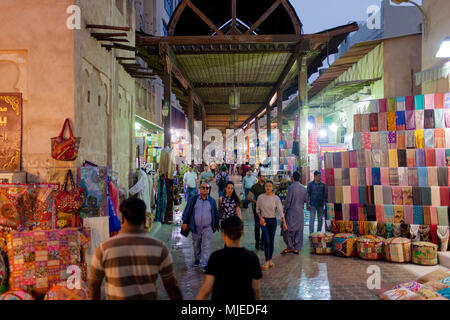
415,287,448,300
379,288,421,300
437,288,450,299
440,277,450,286
394,280,424,292
411,241,438,265
309,232,334,254
44,282,89,300
357,235,385,260
423,281,450,292
0,290,35,300
383,237,411,263
333,233,357,257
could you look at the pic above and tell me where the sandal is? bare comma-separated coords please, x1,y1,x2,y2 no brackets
293,250,299,255
269,261,275,268
261,263,270,271
281,249,291,255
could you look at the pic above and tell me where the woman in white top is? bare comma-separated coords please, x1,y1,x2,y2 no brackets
255,181,287,270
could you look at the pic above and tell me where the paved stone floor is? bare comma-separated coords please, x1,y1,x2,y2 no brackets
154,175,439,300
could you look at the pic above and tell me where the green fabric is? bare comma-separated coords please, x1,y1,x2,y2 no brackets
385,222,393,239
415,95,425,110
388,98,396,112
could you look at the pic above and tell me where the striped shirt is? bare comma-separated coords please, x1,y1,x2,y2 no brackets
90,230,174,300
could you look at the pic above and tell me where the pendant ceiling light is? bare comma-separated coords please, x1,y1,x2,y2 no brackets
229,87,240,110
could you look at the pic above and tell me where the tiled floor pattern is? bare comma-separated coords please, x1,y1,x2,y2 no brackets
154,176,430,300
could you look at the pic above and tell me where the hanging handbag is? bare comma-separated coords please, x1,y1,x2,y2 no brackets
51,118,81,161
53,170,85,214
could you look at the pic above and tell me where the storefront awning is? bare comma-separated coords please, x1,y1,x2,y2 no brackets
135,115,164,133
415,60,450,86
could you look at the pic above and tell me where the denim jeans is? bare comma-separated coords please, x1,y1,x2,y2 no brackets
187,187,197,203
192,226,213,267
261,218,277,262
218,187,225,198
252,203,264,245
244,188,250,208
309,205,324,234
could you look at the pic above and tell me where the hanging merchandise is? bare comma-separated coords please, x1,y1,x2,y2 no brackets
155,176,167,223
5,228,88,297
51,118,81,161
0,252,6,294
44,282,89,300
82,216,109,272
48,168,78,186
0,183,59,230
129,169,151,210
107,192,121,237
78,166,107,218
53,170,85,214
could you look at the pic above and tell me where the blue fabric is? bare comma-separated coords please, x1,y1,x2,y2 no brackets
413,205,424,225
384,204,394,221
418,167,428,187
182,195,219,234
186,187,197,202
244,188,250,208
155,176,167,222
107,196,121,233
372,167,381,185
307,181,326,207
261,218,277,261
194,197,212,228
353,221,359,236
437,288,450,299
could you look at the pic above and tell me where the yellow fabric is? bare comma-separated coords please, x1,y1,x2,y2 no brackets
387,112,397,131
415,129,425,149
389,149,398,168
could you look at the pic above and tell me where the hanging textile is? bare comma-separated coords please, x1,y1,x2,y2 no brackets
410,224,420,241
434,128,446,148
435,93,445,108
404,205,414,224
408,168,418,186
372,150,381,168
371,132,380,150
83,216,110,269
425,148,436,167
350,168,358,186
388,98,397,112
342,152,350,168
379,131,389,150
396,111,406,130
362,132,371,150
405,96,415,110
436,148,446,167
384,205,394,223
435,109,445,128
396,96,406,111
380,150,389,168
424,93,435,109
79,167,108,218
437,226,449,252
155,176,167,223
378,112,387,131
415,148,426,167
397,131,406,149
389,149,398,168
383,186,392,204
412,186,423,205
406,130,416,149
418,167,429,187
437,207,449,226
129,169,151,210
370,100,379,113
430,206,438,225
389,168,399,186
405,110,416,130
387,112,397,131
398,150,407,168
419,225,431,242
353,132,362,151
388,131,397,149
414,129,425,149
402,186,413,205
379,98,388,112
361,114,370,132
351,186,360,203
440,186,450,206
424,109,435,129
374,185,383,204
438,167,448,187
415,110,425,129
421,187,432,206
445,109,450,128
370,113,378,131
0,183,59,230
428,167,438,186
376,205,384,222
342,168,350,186
107,194,121,236
328,187,335,203
392,187,403,205
414,95,425,110
424,129,435,149
423,206,432,225
413,206,424,225
353,114,362,132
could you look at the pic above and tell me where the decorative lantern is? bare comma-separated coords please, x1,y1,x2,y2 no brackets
162,100,170,117
229,87,240,110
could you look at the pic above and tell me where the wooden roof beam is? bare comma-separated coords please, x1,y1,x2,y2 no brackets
193,82,276,88
160,43,204,108
91,32,128,38
86,24,131,31
186,0,224,36
137,34,303,46
245,0,282,35
239,40,310,129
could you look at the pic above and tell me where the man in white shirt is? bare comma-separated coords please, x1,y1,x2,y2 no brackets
242,170,257,209
184,166,198,202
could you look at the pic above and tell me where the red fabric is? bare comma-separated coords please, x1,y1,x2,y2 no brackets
434,93,445,109
405,96,415,110
430,224,438,245
440,187,450,206
109,181,120,220
358,205,365,221
326,168,335,186
425,148,436,167
379,98,388,112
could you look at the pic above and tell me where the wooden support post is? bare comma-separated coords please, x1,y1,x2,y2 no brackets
188,89,194,161
163,55,172,148
266,105,271,159
298,54,308,168
277,89,283,140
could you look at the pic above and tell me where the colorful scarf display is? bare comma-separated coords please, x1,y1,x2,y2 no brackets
396,111,406,130
415,148,426,167
405,110,416,130
427,167,438,186
415,129,425,148
405,96,415,110
378,112,387,131
434,109,445,128
434,128,446,148
370,113,378,131
397,131,406,149
379,98,388,112
406,130,416,149
424,129,435,149
383,186,392,204
421,187,432,205
408,167,418,186
387,112,397,131
388,131,397,149
415,110,424,129
396,96,406,111
424,109,435,129
371,132,380,150
415,95,425,110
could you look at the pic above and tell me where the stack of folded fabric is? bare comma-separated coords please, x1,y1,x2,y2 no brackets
325,92,450,253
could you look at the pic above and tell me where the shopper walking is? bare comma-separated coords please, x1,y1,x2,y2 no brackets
248,172,267,250
307,171,326,233
281,171,308,254
200,165,214,194
256,181,287,271
182,182,220,272
218,181,242,221
242,170,257,209
184,165,198,202
216,165,230,198
89,197,183,300
196,216,262,300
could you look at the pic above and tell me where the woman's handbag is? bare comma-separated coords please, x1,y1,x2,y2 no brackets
51,119,80,161
53,170,85,214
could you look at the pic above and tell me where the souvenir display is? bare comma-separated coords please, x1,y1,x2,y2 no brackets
411,241,438,265
51,118,80,161
309,232,334,254
383,237,411,263
44,282,89,300
0,290,35,300
356,235,385,260
332,233,357,257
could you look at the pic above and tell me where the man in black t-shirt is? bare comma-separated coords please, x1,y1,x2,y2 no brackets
196,216,262,300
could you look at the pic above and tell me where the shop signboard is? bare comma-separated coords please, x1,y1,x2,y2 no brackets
0,93,22,172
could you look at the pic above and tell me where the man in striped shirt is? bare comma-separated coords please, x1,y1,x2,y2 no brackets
89,198,183,300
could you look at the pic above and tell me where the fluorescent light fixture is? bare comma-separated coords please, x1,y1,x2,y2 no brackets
269,92,278,107
320,129,327,138
135,122,142,130
436,37,450,58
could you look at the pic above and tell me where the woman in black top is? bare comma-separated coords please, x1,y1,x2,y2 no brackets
196,216,263,300
218,181,242,221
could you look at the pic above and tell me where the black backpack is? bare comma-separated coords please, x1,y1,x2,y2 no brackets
218,173,228,189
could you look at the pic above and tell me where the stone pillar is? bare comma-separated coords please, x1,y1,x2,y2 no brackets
277,89,283,140
266,105,271,158
163,55,172,148
188,88,194,163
